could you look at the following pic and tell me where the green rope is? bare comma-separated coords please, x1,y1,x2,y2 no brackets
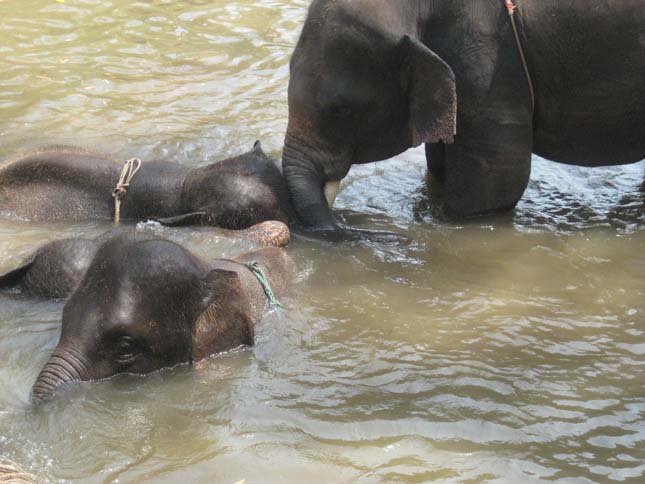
244,261,282,309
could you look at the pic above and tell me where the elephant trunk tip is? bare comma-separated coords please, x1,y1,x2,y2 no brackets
30,380,57,405
31,345,89,404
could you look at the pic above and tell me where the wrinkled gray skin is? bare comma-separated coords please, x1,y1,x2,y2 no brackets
283,0,645,230
0,141,295,229
0,221,291,300
0,238,98,299
30,233,295,403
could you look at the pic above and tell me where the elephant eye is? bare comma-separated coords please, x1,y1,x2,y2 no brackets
114,336,141,365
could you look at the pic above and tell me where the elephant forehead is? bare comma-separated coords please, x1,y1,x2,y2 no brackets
122,240,202,272
97,294,189,339
93,252,204,293
113,276,197,316
327,0,414,35
90,236,204,278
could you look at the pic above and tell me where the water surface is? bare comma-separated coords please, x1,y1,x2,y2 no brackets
0,1,643,482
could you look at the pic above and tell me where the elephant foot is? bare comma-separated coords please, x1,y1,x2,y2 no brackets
232,221,291,247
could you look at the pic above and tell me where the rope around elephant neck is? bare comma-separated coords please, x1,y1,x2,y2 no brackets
504,0,535,112
244,261,282,309
111,157,141,225
218,258,282,308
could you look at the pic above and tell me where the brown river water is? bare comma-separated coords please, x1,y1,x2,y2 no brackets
0,1,643,482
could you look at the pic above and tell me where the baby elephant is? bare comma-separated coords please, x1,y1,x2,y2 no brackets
0,221,291,300
0,141,294,229
28,233,295,403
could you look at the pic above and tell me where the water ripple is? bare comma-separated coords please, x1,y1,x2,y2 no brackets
0,1,643,483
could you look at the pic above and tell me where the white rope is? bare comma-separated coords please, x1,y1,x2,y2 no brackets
111,157,141,225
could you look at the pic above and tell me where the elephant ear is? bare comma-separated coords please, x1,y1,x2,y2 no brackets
192,268,254,361
400,35,457,147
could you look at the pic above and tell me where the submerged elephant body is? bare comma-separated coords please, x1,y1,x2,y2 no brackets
30,233,295,402
282,0,645,228
0,221,291,300
0,142,294,229
0,238,98,299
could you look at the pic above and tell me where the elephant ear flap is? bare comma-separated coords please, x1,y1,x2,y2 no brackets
400,35,457,147
191,268,254,362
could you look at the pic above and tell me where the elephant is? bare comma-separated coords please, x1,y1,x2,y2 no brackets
0,237,98,299
30,232,296,403
282,0,645,232
0,141,295,229
0,221,291,300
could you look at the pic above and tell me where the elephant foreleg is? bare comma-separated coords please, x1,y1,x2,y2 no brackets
433,113,533,217
426,143,447,182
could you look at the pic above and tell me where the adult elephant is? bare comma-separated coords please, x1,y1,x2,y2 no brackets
282,0,645,233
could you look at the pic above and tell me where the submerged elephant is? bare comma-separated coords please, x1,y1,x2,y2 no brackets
282,0,645,231
0,237,98,299
30,232,296,403
0,141,294,229
0,221,291,300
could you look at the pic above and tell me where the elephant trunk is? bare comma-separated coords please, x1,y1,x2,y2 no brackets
282,133,349,231
31,345,90,404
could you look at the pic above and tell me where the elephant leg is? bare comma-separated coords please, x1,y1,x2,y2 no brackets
426,143,447,182
434,114,533,218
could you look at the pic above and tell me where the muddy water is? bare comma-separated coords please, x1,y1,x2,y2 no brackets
0,1,643,482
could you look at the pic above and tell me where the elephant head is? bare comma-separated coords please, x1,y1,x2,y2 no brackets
179,141,296,230
31,234,254,403
282,0,456,232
